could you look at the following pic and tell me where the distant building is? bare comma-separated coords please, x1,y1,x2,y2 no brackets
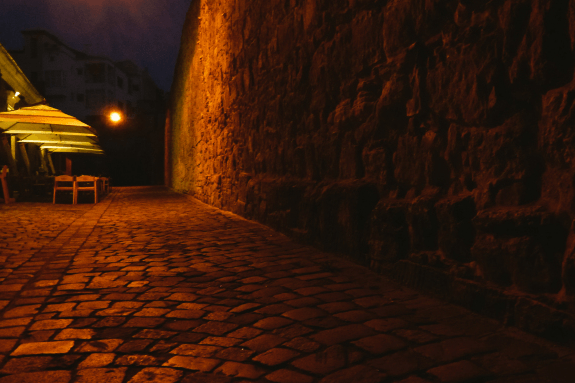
9,29,166,185
10,29,164,122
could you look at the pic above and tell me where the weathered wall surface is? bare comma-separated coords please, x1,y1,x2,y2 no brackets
169,0,575,342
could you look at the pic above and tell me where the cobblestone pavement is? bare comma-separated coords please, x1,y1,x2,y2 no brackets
1,186,575,383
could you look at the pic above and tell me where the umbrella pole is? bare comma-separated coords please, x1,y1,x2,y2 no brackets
10,136,17,168
19,143,31,175
0,135,18,176
47,152,56,175
40,148,48,174
66,156,72,176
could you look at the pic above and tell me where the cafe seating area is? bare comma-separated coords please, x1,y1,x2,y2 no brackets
53,175,111,204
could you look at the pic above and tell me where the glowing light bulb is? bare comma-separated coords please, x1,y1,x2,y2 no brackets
110,112,122,122
14,92,20,97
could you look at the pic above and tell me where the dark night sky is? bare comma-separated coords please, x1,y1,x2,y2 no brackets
0,0,191,92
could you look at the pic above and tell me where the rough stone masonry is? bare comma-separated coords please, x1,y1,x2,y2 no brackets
166,0,575,343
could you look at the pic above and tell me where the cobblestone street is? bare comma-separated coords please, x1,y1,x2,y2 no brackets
0,187,574,382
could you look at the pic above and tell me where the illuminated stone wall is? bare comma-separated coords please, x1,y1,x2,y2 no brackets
168,0,575,342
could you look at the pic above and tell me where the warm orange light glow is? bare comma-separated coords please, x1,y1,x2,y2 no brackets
110,112,122,123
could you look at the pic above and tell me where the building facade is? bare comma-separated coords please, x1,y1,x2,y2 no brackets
9,30,166,185
10,29,163,122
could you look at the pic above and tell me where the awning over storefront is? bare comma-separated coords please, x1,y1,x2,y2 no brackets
0,43,44,105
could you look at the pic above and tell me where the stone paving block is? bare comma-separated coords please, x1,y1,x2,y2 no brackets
265,369,314,383
317,301,359,314
241,334,286,352
255,303,293,315
318,365,387,383
413,337,493,363
115,354,161,366
54,328,95,340
133,329,176,339
3,305,40,318
30,319,73,331
163,356,221,372
123,317,165,327
116,339,152,352
427,360,490,382
43,303,77,312
204,312,235,321
394,328,439,344
253,316,293,330
311,323,376,345
230,303,261,313
215,347,255,362
74,367,127,383
291,344,363,375
252,347,299,366
395,377,433,383
0,284,24,292
214,361,266,379
192,321,238,335
368,349,435,377
471,352,532,376
77,353,115,368
75,339,123,353
0,370,71,383
200,336,242,347
334,310,376,323
127,367,183,383
170,344,222,357
364,318,409,332
12,341,74,356
180,372,232,383
282,307,326,321
352,333,408,354
0,356,53,373
133,308,170,317
282,337,321,353
0,317,32,328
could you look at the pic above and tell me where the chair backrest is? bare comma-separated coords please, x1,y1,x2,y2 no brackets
1,165,8,178
76,175,96,182
55,175,74,183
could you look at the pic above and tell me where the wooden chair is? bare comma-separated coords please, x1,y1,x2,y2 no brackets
102,177,110,194
53,175,75,204
75,175,99,204
1,165,15,203
97,177,109,196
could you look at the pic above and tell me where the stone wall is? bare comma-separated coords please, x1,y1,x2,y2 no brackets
168,0,575,343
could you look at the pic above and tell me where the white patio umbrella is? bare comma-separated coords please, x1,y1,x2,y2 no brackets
0,104,104,154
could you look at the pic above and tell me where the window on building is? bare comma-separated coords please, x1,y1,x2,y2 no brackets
85,63,106,83
107,65,115,86
46,95,66,108
45,70,66,88
77,94,84,102
117,76,123,89
126,100,135,116
30,38,38,58
86,89,106,109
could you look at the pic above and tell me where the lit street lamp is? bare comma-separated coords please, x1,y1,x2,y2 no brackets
109,111,122,123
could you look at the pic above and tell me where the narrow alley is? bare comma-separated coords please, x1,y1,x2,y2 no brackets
0,187,574,383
